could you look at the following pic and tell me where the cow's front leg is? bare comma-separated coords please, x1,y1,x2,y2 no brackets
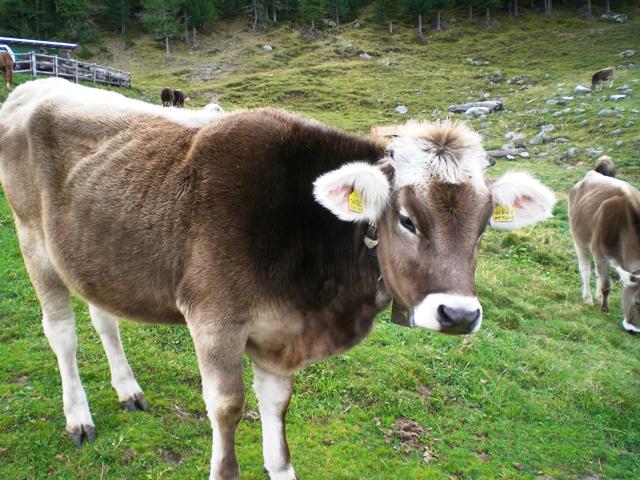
187,313,247,480
253,365,297,480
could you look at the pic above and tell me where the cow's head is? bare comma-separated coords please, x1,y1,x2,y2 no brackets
617,269,640,334
314,120,556,335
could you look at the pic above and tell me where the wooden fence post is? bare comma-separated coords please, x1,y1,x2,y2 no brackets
74,60,79,83
92,63,96,84
54,55,59,78
31,51,37,77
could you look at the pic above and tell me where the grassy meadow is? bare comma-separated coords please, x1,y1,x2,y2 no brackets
1,9,640,480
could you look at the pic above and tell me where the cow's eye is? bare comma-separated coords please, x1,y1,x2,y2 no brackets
399,214,416,234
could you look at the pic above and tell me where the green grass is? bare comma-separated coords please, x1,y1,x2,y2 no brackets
2,10,640,479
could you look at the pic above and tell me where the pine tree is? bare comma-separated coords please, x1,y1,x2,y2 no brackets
299,0,324,30
403,0,432,37
141,0,184,58
432,0,454,31
326,0,349,28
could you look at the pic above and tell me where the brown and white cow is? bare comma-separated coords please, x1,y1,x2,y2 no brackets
591,67,615,90
0,78,555,480
569,158,640,333
0,51,13,89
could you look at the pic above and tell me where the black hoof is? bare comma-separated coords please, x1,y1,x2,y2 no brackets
67,424,96,447
121,392,148,412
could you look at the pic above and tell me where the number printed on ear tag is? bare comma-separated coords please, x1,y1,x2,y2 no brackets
492,204,516,222
349,190,364,213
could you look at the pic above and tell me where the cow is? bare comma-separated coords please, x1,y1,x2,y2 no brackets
0,78,556,480
0,51,13,89
568,158,640,333
173,89,185,108
591,67,615,90
161,87,174,107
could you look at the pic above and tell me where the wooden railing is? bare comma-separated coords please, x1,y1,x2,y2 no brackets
13,52,131,88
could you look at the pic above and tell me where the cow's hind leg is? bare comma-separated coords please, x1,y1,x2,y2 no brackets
253,365,297,480
16,222,94,446
186,310,247,480
88,304,147,411
595,258,612,313
575,245,593,306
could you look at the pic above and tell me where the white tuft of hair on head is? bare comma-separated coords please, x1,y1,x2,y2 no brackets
389,119,488,191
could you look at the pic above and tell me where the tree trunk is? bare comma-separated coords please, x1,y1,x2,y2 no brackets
436,10,442,31
184,14,189,45
515,0,518,17
418,13,423,36
605,0,610,12
586,0,592,17
253,0,258,30
121,21,126,35
192,26,198,49
468,4,473,21
508,0,512,18
389,21,393,34
165,35,170,59
311,19,315,30
531,0,534,10
485,7,490,26
273,3,277,23
335,6,340,28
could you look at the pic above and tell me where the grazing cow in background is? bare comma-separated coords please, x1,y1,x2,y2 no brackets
569,158,640,333
0,78,555,480
161,87,173,107
591,67,615,90
594,155,616,177
0,51,13,89
173,89,185,108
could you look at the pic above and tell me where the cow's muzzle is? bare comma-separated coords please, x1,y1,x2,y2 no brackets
411,293,483,335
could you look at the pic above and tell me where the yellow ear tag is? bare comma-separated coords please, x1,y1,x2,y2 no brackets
348,190,364,213
492,204,516,222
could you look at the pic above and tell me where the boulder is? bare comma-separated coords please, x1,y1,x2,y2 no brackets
449,100,503,114
598,109,622,117
619,50,636,58
359,53,372,60
395,105,408,115
574,85,591,94
465,106,490,117
609,94,626,101
529,132,551,145
262,45,273,51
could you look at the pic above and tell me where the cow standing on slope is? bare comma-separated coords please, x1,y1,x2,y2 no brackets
569,157,640,333
161,87,174,107
591,67,615,90
0,51,13,89
0,78,556,480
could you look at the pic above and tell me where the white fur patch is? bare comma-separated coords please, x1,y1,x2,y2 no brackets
389,120,488,191
613,265,639,287
313,162,390,222
412,293,482,333
3,77,224,130
489,171,556,230
622,318,640,333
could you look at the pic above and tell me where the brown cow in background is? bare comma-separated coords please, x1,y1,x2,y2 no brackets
0,51,13,89
591,67,615,90
569,157,640,334
161,87,173,107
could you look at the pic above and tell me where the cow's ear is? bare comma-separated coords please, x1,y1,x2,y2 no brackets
313,162,390,222
615,266,640,287
489,171,556,230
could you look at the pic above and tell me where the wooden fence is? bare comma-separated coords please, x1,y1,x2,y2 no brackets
13,52,131,88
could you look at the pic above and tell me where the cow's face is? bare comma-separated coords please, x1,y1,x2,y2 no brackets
314,120,556,335
621,278,640,334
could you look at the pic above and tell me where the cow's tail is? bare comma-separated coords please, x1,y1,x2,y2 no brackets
595,155,615,178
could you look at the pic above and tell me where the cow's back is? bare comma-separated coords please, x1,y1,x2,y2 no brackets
0,79,225,323
569,171,640,252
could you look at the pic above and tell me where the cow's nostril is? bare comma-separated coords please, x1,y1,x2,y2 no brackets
438,305,481,331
